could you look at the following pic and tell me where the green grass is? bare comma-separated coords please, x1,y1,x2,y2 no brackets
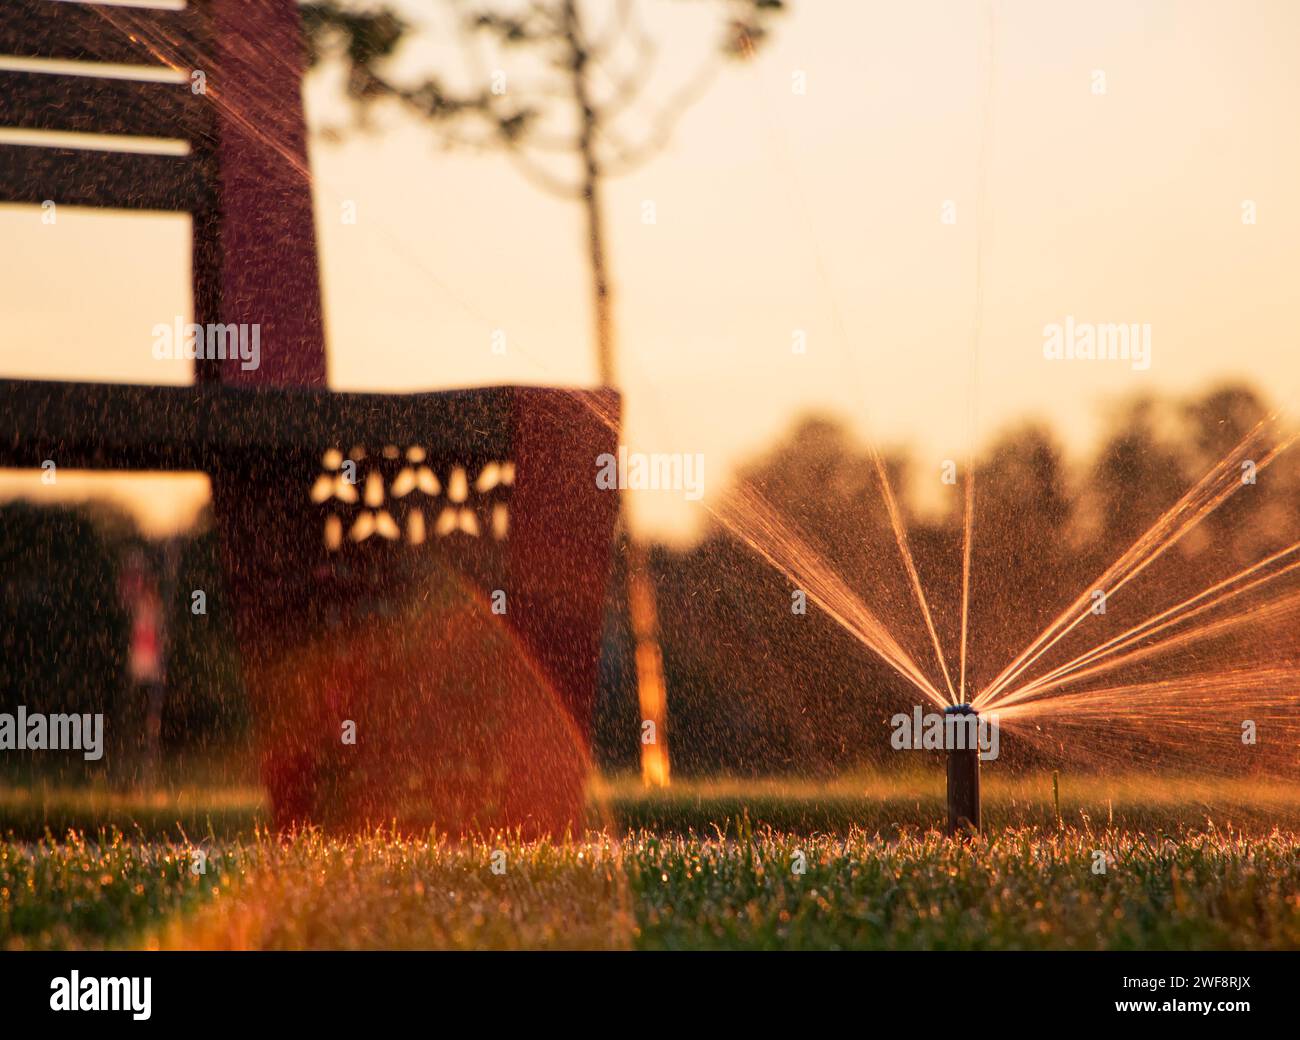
4,826,1299,951
4,773,1300,950
595,771,1300,835
6,770,1299,840
0,782,265,842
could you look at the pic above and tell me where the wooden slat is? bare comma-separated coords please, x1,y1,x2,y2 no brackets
0,380,206,470
0,1,200,67
0,69,210,141
211,385,516,460
0,379,521,472
0,143,207,211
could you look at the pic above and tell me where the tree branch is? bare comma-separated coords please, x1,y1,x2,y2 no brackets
594,53,721,176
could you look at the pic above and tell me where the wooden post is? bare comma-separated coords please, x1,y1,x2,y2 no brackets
198,0,327,388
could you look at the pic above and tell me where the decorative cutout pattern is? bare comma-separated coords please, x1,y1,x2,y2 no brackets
312,446,514,551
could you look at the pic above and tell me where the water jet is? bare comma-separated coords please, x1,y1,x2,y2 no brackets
945,704,981,835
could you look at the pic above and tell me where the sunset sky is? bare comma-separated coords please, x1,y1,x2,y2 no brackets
2,0,1299,540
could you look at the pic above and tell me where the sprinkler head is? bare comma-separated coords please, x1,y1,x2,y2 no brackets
944,704,981,836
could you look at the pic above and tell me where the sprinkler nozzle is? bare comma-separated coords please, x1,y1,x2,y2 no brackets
944,704,981,836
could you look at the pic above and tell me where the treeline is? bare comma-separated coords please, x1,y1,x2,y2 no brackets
3,383,1296,781
598,383,1300,775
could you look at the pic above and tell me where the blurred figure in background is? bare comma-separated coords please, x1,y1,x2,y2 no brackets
118,547,167,787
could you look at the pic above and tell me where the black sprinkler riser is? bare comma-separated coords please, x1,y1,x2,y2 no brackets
945,704,981,835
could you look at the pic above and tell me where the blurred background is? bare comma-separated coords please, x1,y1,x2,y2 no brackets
2,0,1298,784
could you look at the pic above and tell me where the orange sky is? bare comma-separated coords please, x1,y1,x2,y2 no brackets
2,0,1299,540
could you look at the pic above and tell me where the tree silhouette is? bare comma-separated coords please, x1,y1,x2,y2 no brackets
302,0,781,379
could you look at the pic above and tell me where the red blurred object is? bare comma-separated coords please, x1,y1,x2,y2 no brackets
118,549,165,686
0,0,620,834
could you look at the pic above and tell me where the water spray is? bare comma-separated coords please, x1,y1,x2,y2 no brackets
944,704,981,835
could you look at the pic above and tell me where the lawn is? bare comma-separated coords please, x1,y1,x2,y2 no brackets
3,772,1299,950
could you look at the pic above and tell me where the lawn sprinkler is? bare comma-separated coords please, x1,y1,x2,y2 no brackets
944,704,981,836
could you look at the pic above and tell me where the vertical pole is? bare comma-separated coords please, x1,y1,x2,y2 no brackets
627,538,670,786
945,705,980,835
561,0,672,786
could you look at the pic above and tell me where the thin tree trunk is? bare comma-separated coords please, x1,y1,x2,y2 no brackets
566,0,670,785
625,536,670,785
569,5,614,385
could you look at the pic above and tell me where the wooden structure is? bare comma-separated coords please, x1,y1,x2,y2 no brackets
0,0,619,834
